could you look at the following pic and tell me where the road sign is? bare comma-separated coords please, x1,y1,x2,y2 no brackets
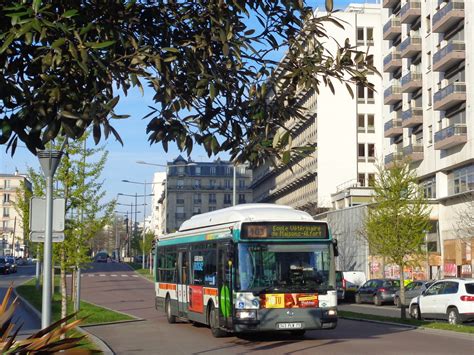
30,232,65,243
29,197,65,232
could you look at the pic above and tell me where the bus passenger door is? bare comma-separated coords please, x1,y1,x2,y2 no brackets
217,244,233,329
178,250,189,317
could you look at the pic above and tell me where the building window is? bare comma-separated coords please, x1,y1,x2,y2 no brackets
427,88,432,106
225,167,232,175
2,221,9,230
209,179,216,189
357,27,364,45
224,180,231,189
367,114,375,132
209,206,217,211
3,194,10,203
209,193,216,204
193,207,201,216
358,144,365,157
224,194,232,204
177,179,184,189
426,51,431,71
4,180,10,189
177,166,185,175
426,15,431,34
428,125,433,144
194,179,201,189
368,144,375,158
357,85,365,103
421,176,436,199
367,88,374,103
368,174,375,187
195,166,201,175
358,114,365,131
3,207,9,217
449,164,474,195
210,167,216,175
238,179,245,189
176,206,185,220
358,174,365,187
366,28,374,45
238,194,246,204
194,193,202,204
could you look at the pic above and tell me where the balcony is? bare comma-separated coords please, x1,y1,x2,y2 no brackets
383,17,401,40
402,107,423,127
400,36,421,58
401,1,421,24
384,151,404,168
403,144,424,162
384,119,403,138
401,72,422,93
434,124,467,150
383,49,402,72
384,83,402,105
433,1,464,33
433,40,465,72
433,82,466,111
383,0,399,8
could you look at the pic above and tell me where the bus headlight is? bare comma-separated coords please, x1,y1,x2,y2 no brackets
327,309,337,316
235,310,257,320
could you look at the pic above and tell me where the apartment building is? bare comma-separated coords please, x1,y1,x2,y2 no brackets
382,0,473,277
0,172,32,257
252,4,383,211
161,156,253,233
149,171,166,236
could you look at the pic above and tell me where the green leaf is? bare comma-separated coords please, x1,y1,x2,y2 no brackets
162,47,179,53
33,0,41,13
86,40,115,49
0,33,15,54
282,151,291,164
62,10,78,18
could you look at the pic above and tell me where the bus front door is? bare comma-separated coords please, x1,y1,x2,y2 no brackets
217,245,233,329
178,250,189,318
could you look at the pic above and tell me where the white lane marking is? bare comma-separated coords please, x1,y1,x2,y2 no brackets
88,274,95,277
132,275,139,278
111,274,118,277
99,274,106,277
121,275,128,277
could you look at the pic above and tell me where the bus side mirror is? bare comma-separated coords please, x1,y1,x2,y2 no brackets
332,239,339,257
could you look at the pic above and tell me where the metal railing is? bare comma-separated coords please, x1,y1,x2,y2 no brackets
433,0,464,26
384,151,404,164
383,17,401,33
434,123,467,143
433,40,465,64
383,50,401,66
401,1,421,18
402,107,423,121
400,36,421,52
384,84,402,98
401,72,422,86
384,119,403,131
403,144,424,155
433,82,466,103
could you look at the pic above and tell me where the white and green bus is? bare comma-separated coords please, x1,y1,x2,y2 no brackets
154,204,338,337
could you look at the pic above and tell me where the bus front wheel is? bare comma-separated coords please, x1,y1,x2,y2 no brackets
209,304,227,338
166,296,176,324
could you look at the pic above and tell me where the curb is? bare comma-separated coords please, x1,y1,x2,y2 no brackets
340,315,474,339
13,282,115,354
124,263,154,284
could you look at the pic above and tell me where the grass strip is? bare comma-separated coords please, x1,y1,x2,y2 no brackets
16,278,134,325
339,310,474,334
127,262,154,282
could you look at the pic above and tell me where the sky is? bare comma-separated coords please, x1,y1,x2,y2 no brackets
0,0,380,216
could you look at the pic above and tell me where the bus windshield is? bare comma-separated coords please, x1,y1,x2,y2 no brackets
236,243,333,293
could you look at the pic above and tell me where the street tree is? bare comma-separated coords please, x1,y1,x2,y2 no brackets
140,231,155,266
0,0,376,165
13,180,33,257
25,133,114,319
364,160,431,318
453,192,474,246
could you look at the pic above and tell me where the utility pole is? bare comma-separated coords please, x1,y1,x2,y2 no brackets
142,180,146,269
38,150,62,329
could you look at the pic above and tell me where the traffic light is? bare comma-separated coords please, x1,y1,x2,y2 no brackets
151,238,156,255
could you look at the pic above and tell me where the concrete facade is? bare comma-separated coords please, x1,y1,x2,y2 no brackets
252,4,384,211
382,0,474,277
0,173,31,257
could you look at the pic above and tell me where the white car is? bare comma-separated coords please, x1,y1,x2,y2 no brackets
336,271,366,301
409,278,474,324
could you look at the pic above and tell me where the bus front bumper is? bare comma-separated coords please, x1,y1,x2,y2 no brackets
233,307,337,333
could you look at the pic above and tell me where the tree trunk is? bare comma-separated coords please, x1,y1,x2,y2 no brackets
71,268,76,307
399,262,406,319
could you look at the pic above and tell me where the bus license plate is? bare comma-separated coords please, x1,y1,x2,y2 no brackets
277,322,302,329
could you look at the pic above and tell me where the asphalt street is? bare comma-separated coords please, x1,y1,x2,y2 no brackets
78,262,474,355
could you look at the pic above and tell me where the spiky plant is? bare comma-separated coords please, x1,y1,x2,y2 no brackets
0,286,98,354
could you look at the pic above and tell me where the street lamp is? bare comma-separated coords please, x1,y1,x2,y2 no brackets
122,179,157,269
117,196,145,258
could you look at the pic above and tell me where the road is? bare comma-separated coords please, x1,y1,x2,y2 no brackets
78,263,474,355
0,264,41,335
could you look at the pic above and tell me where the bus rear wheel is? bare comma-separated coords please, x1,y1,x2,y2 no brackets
209,304,227,338
166,296,176,324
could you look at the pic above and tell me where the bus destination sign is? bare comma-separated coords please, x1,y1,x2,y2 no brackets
241,222,328,239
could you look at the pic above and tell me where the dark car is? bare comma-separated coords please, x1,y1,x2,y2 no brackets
6,257,17,273
0,257,9,274
355,279,401,306
394,280,434,308
95,252,109,263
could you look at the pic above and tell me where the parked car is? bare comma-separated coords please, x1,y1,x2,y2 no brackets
394,280,434,308
336,271,367,301
0,257,9,274
95,252,109,263
5,257,17,273
355,279,400,306
409,278,474,324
